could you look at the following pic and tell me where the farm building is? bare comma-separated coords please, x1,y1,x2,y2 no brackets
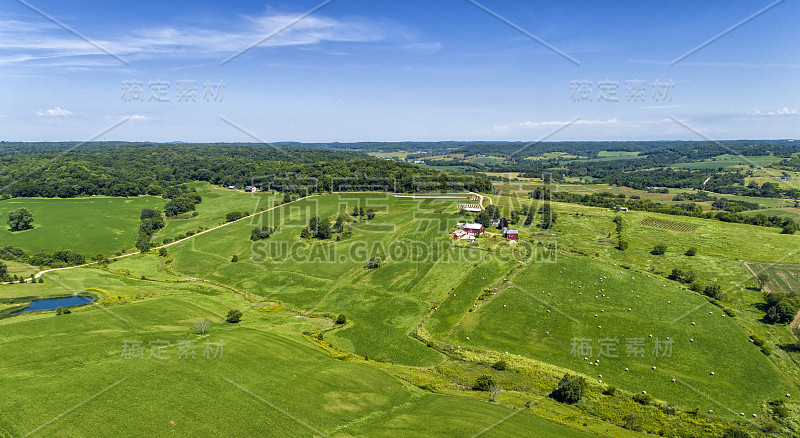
244,185,258,193
505,229,518,240
463,223,484,235
781,176,792,181
458,203,482,213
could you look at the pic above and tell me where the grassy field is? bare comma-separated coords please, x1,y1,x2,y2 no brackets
0,196,165,256
3,190,800,436
445,254,793,416
367,151,411,160
152,182,281,244
597,151,640,158
0,264,600,437
672,154,784,170
743,261,800,296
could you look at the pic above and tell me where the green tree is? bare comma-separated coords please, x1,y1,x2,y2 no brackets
365,257,382,269
539,203,557,229
0,261,6,278
226,309,242,323
135,233,151,252
651,243,667,255
509,210,520,224
158,248,168,257
475,211,492,227
300,227,311,239
7,208,34,231
472,374,495,391
484,204,499,220
685,247,697,256
523,208,534,225
549,374,586,404
335,314,347,324
757,272,770,290
231,254,239,262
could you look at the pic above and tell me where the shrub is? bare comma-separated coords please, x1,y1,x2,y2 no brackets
231,255,239,262
365,257,382,269
491,360,507,371
158,248,168,257
549,374,586,404
335,314,346,325
602,386,617,396
632,393,652,405
226,309,242,323
721,427,750,438
55,307,63,315
226,211,249,222
651,244,667,255
703,284,723,300
472,374,495,392
685,247,697,256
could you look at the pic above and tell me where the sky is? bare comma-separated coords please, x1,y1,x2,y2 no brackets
1,0,798,142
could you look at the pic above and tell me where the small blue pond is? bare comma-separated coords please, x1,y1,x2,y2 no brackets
12,295,93,314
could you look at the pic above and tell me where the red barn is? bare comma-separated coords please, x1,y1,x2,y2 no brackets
505,229,518,240
463,223,484,235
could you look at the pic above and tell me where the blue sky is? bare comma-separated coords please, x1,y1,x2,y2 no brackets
1,0,798,142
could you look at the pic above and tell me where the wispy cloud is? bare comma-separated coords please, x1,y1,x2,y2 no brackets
517,117,618,128
35,107,72,117
747,107,798,117
0,11,429,66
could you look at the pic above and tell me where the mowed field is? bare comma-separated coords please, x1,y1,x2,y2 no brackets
4,190,800,435
445,254,793,416
0,196,165,255
0,257,593,437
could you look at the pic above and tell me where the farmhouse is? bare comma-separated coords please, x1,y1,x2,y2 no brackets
463,223,484,235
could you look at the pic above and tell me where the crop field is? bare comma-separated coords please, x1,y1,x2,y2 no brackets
446,254,794,416
743,261,800,296
0,195,165,256
638,217,700,233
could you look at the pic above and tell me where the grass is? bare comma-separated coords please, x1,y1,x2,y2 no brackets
0,196,165,256
672,154,784,170
152,182,281,244
743,261,800,295
597,151,640,158
447,254,794,416
3,189,800,435
0,266,599,437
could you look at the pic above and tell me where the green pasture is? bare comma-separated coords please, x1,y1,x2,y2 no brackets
0,196,165,256
448,254,794,416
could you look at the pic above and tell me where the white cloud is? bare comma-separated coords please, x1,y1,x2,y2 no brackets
126,114,149,121
517,117,618,128
0,11,422,65
35,107,72,117
747,107,798,117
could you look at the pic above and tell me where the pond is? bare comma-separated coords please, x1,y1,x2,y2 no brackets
12,295,94,314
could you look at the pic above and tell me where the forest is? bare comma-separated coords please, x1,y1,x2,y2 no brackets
0,143,492,198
